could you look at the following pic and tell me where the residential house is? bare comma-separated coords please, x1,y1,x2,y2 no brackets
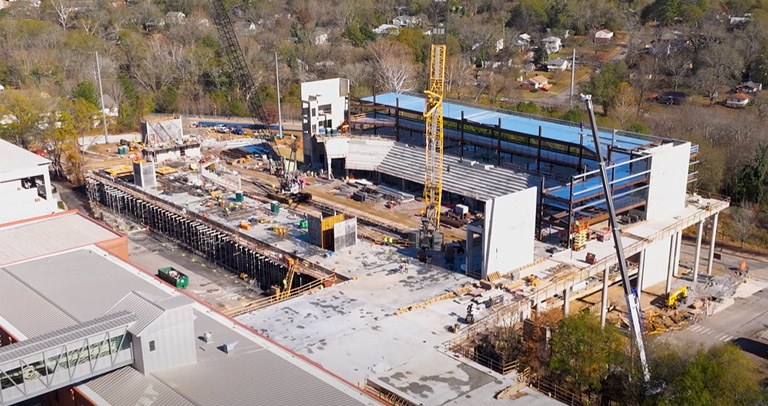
495,38,504,53
726,93,751,108
729,14,751,27
595,29,613,43
313,27,330,45
546,58,570,72
102,95,119,117
0,84,4,91
164,11,185,24
542,36,562,54
515,33,531,51
373,24,399,35
737,81,762,94
392,15,423,27
525,75,549,90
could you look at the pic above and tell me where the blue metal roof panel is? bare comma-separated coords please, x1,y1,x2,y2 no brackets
361,92,654,155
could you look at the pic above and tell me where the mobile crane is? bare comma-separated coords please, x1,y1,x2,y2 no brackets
418,0,448,257
582,94,650,382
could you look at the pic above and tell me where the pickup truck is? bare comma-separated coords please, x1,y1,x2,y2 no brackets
214,125,230,133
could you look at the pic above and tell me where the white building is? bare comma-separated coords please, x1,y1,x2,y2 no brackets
595,29,614,43
301,78,350,165
546,58,570,72
0,139,59,224
542,36,562,53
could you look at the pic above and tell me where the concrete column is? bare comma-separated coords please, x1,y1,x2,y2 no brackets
563,287,570,317
673,231,682,278
666,234,676,293
693,220,704,285
706,212,720,276
636,249,646,305
600,264,609,328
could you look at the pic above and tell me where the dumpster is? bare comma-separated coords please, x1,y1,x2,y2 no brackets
157,266,189,289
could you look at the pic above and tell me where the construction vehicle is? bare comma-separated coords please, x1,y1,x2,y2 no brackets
267,136,312,205
665,286,688,309
416,0,448,258
582,94,651,382
273,257,298,301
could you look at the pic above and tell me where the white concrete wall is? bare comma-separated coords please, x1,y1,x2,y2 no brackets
645,142,690,221
641,234,673,288
0,166,57,224
301,78,349,137
482,187,537,277
135,307,197,375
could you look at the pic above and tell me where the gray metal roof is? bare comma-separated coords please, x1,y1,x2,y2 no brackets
0,270,76,338
4,249,170,323
0,139,50,177
0,311,137,364
0,212,120,265
378,142,535,201
152,312,367,406
107,292,165,336
76,310,372,406
81,366,193,406
108,292,194,335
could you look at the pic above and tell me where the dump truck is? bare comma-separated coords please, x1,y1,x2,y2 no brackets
157,266,189,289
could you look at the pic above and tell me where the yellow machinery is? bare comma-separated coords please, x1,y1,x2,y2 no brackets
275,257,298,301
418,0,448,254
665,286,688,309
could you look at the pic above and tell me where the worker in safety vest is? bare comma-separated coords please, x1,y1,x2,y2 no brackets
739,260,749,277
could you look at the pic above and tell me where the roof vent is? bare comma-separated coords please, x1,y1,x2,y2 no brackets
202,331,213,343
221,340,239,354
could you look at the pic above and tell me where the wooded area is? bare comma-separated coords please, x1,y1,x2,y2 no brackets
0,0,767,206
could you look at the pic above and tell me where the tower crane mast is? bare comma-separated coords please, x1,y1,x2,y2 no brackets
419,0,448,253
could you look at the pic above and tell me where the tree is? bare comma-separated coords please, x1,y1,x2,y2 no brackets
582,62,626,115
71,81,100,108
0,90,50,148
652,344,767,405
369,39,417,93
548,312,626,392
733,144,768,204
613,82,637,127
731,205,757,248
694,43,744,106
533,47,548,66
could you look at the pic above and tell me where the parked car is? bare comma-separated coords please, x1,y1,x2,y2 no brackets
231,127,244,135
214,125,229,133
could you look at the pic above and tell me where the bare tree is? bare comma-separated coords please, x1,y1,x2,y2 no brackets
50,0,76,29
694,43,744,106
369,39,416,93
731,205,756,249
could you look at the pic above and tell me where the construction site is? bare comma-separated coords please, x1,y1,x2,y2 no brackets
0,2,754,406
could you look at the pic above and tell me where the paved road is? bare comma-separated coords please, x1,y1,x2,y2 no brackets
659,280,768,358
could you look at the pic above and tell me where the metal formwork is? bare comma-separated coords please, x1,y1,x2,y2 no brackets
86,177,295,290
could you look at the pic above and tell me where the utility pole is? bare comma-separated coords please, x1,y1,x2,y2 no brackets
95,51,108,144
275,51,284,138
569,49,576,106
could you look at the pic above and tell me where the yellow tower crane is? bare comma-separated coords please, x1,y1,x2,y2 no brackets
418,0,448,258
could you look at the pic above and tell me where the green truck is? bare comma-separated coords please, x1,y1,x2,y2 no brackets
157,267,189,289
